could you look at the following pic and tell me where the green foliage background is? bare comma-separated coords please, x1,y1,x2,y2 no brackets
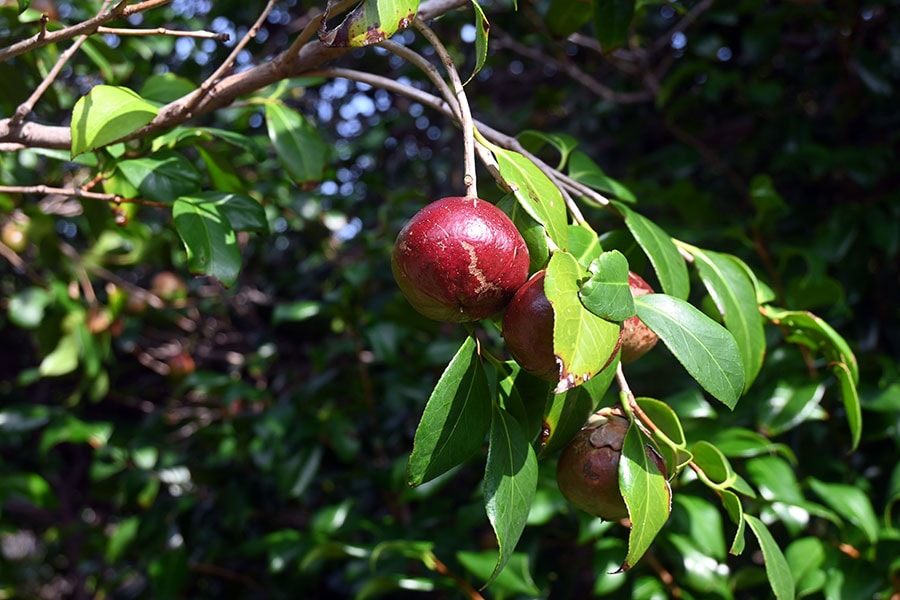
1,0,899,598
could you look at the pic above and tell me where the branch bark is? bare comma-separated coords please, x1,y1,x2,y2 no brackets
0,0,469,152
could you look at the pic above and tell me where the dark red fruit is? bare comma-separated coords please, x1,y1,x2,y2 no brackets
621,271,659,364
556,414,666,520
502,270,557,381
391,197,530,322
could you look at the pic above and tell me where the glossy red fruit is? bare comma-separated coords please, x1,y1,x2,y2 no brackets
556,415,665,520
391,197,530,322
502,270,557,381
621,271,659,363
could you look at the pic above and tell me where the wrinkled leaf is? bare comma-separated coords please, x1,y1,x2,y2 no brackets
318,0,418,47
614,202,689,299
620,421,671,570
484,405,538,586
407,337,491,486
545,251,621,393
71,85,158,156
580,250,634,321
635,294,744,408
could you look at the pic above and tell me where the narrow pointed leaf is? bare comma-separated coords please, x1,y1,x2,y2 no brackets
492,146,568,250
407,337,491,486
580,250,634,321
466,0,490,84
614,202,689,299
832,362,861,451
682,244,766,389
744,514,795,600
635,294,744,408
484,405,538,586
720,490,746,555
620,422,671,570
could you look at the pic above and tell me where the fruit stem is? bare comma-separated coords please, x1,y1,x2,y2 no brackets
414,19,478,199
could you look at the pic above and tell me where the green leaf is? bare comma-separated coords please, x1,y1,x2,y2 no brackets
172,197,241,286
466,0,490,85
182,191,267,233
593,0,635,50
712,427,797,463
538,358,617,457
614,202,689,300
140,73,196,104
675,495,726,561
116,151,202,203
620,421,671,570
491,146,569,250
545,251,621,393
806,478,879,544
457,551,540,597
832,362,862,451
567,223,603,267
265,101,328,188
635,294,744,408
40,415,113,454
886,462,900,530
635,397,691,475
785,537,826,598
407,337,492,486
196,147,245,193
580,250,634,321
720,489,746,555
18,0,32,13
483,405,538,586
8,287,52,329
545,0,593,37
682,244,766,389
318,0,419,47
744,514,796,600
758,379,826,437
761,306,859,385
106,516,140,563
70,85,159,156
497,194,550,273
691,440,737,489
568,151,636,203
39,331,81,377
518,130,580,170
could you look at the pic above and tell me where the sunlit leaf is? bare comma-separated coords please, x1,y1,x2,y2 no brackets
620,421,671,570
721,489,746,555
758,379,826,437
117,151,202,203
484,405,538,586
614,202,689,299
457,551,541,597
580,250,634,321
466,0,490,84
569,151,636,203
681,243,766,388
491,146,569,250
518,130,579,170
318,0,418,47
71,85,158,156
744,514,796,600
635,294,744,408
832,362,862,451
407,337,491,486
545,251,621,393
806,478,879,544
567,223,603,267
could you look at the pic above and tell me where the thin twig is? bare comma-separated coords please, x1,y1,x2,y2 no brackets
179,0,279,117
10,0,120,126
414,19,477,197
0,185,165,207
96,26,230,40
379,39,462,120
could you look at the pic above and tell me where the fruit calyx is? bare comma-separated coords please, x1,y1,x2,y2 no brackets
391,196,530,322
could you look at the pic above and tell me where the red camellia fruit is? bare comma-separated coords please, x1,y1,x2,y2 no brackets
391,197,530,322
621,271,659,364
556,414,666,521
502,270,557,381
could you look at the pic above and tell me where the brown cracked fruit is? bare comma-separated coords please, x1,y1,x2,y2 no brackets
621,271,659,364
501,270,557,381
556,414,666,520
391,197,530,322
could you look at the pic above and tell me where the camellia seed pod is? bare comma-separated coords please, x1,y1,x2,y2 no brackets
501,270,557,381
391,197,530,322
556,414,666,521
621,272,659,363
